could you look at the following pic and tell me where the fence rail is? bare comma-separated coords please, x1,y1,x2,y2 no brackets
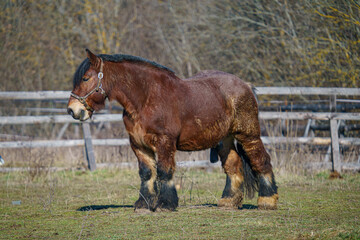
1,112,360,125
0,114,123,124
0,138,130,148
1,87,360,100
1,137,359,149
255,87,360,96
1,88,359,172
259,112,360,120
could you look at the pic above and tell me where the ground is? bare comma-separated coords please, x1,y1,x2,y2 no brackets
0,168,359,239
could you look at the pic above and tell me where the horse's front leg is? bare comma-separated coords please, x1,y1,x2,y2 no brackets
130,138,158,212
155,136,179,211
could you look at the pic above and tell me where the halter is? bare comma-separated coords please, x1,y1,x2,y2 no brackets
70,58,107,112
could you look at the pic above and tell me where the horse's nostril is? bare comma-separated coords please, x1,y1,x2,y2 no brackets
67,108,74,118
80,110,86,119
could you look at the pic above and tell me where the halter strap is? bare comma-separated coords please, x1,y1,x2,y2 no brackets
70,58,107,112
95,58,104,92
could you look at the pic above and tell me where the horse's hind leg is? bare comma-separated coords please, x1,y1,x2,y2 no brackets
235,134,278,210
217,136,245,209
130,138,158,212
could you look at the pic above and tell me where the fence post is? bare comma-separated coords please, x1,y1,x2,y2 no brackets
330,119,341,173
82,122,96,171
303,119,312,137
329,94,337,112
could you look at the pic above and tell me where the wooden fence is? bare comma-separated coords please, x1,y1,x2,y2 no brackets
1,87,360,172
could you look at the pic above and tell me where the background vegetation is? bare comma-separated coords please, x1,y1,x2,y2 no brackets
1,0,359,91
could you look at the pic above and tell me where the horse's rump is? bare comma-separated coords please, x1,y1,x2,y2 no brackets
176,71,258,151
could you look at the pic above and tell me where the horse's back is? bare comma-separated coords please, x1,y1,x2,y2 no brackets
176,70,257,151
184,70,254,100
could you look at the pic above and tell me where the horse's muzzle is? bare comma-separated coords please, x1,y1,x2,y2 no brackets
67,101,91,121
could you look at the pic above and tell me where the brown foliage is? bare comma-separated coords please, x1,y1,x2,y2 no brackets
1,0,359,90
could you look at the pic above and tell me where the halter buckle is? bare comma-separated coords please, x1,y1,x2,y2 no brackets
98,72,103,79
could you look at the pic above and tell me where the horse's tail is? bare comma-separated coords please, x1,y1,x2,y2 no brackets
236,142,259,199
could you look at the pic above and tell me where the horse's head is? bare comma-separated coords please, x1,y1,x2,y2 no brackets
67,49,107,121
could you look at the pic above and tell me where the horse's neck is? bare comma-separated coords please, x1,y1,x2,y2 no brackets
106,62,163,117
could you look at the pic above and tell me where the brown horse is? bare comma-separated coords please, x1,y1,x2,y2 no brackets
67,49,278,211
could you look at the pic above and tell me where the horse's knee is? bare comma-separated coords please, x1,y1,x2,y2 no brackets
157,165,175,182
138,161,152,181
138,161,157,194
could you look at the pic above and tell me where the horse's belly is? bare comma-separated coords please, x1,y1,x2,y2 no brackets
176,118,231,151
177,137,222,151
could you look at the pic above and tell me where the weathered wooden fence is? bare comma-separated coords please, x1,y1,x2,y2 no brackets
1,88,360,172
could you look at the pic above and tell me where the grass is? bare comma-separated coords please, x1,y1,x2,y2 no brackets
0,168,359,239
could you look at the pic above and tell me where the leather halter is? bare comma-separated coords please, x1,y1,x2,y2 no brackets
70,58,107,112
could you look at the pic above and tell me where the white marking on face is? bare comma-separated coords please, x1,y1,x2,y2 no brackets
68,100,91,121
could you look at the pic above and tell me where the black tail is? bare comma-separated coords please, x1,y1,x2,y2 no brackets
236,142,259,199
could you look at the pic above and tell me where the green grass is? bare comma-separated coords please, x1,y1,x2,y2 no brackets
0,168,359,239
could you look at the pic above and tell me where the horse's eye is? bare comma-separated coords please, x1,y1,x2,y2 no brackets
83,77,90,82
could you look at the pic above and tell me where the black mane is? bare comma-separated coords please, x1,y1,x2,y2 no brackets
73,54,174,88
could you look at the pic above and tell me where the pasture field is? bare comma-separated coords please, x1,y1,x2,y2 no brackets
0,168,359,239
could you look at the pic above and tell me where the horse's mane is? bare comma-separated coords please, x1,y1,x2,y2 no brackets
73,53,174,88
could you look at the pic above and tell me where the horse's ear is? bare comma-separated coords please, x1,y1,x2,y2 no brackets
86,49,100,67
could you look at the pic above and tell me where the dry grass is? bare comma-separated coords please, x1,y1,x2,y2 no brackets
1,132,358,177
0,168,359,239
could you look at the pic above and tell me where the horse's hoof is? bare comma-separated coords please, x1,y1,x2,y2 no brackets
218,196,243,209
257,194,279,210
